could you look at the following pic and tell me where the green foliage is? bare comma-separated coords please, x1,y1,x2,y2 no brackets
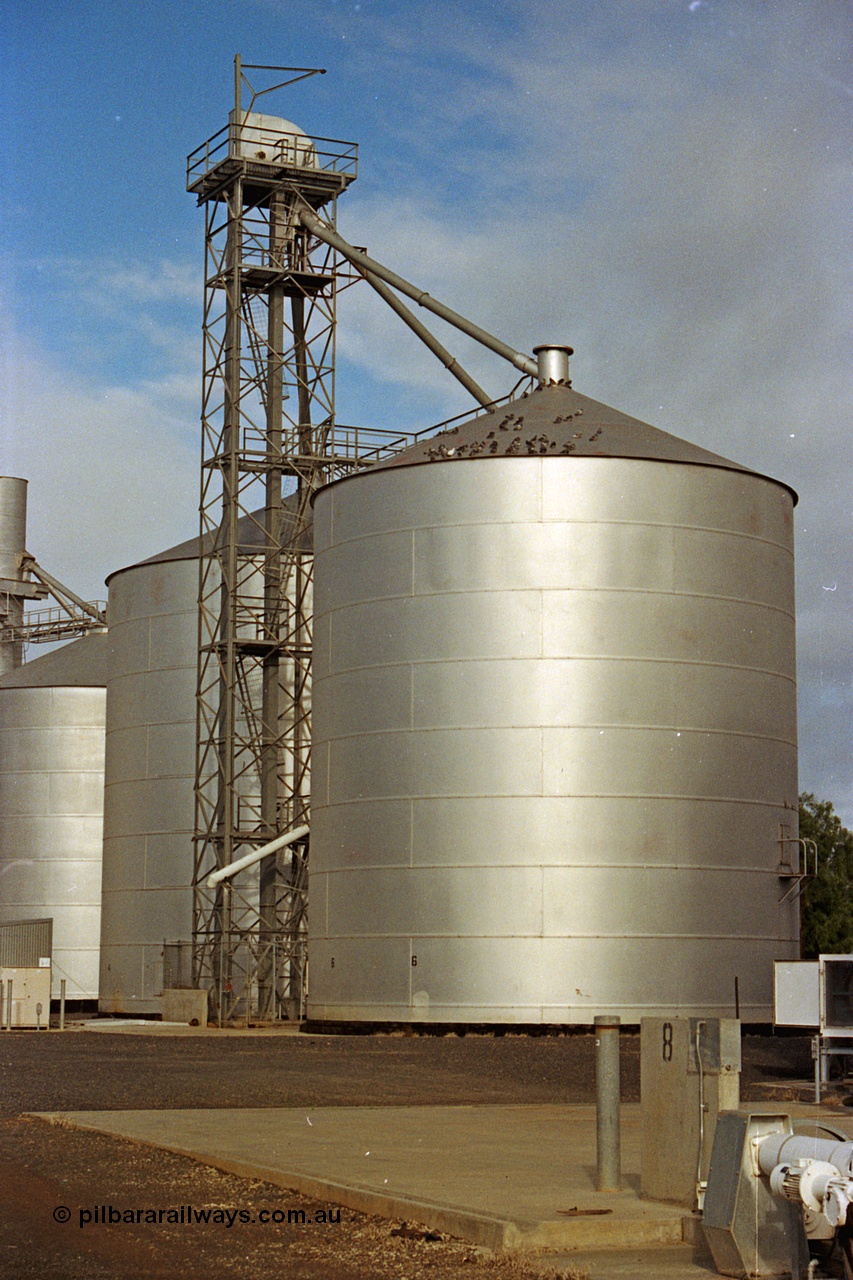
799,793,853,958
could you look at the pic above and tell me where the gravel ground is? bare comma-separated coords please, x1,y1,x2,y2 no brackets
0,1026,814,1280
0,1114,587,1280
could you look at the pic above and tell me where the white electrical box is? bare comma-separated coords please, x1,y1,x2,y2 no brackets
774,957,853,1038
774,960,819,1027
0,966,51,1027
820,955,853,1037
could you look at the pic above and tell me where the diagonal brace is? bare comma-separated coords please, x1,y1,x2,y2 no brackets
297,204,538,380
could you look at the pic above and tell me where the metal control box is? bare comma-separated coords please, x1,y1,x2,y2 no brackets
820,955,853,1037
774,961,819,1028
774,957,853,1036
641,1017,741,1208
0,966,51,1027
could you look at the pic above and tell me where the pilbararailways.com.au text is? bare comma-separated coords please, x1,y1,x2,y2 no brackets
54,1204,342,1229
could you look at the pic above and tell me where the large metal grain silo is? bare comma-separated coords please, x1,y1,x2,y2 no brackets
0,634,108,1001
98,531,200,1014
99,504,309,1014
308,350,799,1024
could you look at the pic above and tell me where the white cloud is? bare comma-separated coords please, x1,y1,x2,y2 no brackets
29,256,201,308
1,288,199,602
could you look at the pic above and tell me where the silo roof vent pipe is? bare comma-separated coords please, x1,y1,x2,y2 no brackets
534,344,573,387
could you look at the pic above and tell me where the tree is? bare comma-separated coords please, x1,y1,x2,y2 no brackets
799,793,853,958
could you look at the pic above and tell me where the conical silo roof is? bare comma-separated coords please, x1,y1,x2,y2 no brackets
366,382,797,502
0,631,108,688
106,494,312,585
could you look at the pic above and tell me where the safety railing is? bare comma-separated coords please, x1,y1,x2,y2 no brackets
188,123,358,189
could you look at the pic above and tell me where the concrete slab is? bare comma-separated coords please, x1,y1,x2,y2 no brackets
36,1103,691,1252
36,1102,853,1265
546,1243,718,1279
160,990,209,1026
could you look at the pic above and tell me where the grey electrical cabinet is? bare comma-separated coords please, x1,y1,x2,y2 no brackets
641,1017,741,1208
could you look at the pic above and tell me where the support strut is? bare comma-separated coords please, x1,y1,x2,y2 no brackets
297,205,539,379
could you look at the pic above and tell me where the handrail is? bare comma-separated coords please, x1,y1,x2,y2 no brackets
187,122,358,188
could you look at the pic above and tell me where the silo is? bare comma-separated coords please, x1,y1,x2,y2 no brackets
0,476,28,675
308,359,799,1024
99,504,309,1014
98,529,201,1013
0,634,108,1001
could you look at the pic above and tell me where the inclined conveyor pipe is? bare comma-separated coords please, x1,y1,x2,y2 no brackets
297,204,539,379
206,825,310,889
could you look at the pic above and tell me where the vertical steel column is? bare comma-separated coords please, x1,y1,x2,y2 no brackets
281,262,313,1020
219,177,243,876
290,280,312,836
595,1015,622,1191
211,174,244,1016
258,190,286,1017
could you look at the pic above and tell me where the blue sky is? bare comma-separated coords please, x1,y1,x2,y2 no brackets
1,0,851,821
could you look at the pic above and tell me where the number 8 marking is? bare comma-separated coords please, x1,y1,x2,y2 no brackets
662,1021,673,1062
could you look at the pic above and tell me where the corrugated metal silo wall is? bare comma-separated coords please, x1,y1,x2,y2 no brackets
0,686,105,999
308,455,799,1024
99,556,198,1014
99,550,273,1014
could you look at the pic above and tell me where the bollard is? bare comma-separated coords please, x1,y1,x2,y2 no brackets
595,1014,621,1191
60,979,66,1031
5,979,12,1031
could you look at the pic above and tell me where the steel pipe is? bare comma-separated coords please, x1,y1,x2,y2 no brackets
296,205,539,378
359,266,492,407
595,1015,621,1191
28,561,107,626
534,344,573,386
206,824,309,888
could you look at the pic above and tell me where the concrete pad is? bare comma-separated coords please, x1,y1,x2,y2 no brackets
36,1103,690,1252
544,1242,718,1279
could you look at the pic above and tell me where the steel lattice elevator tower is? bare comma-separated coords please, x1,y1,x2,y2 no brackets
185,56,532,1023
186,59,358,1021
